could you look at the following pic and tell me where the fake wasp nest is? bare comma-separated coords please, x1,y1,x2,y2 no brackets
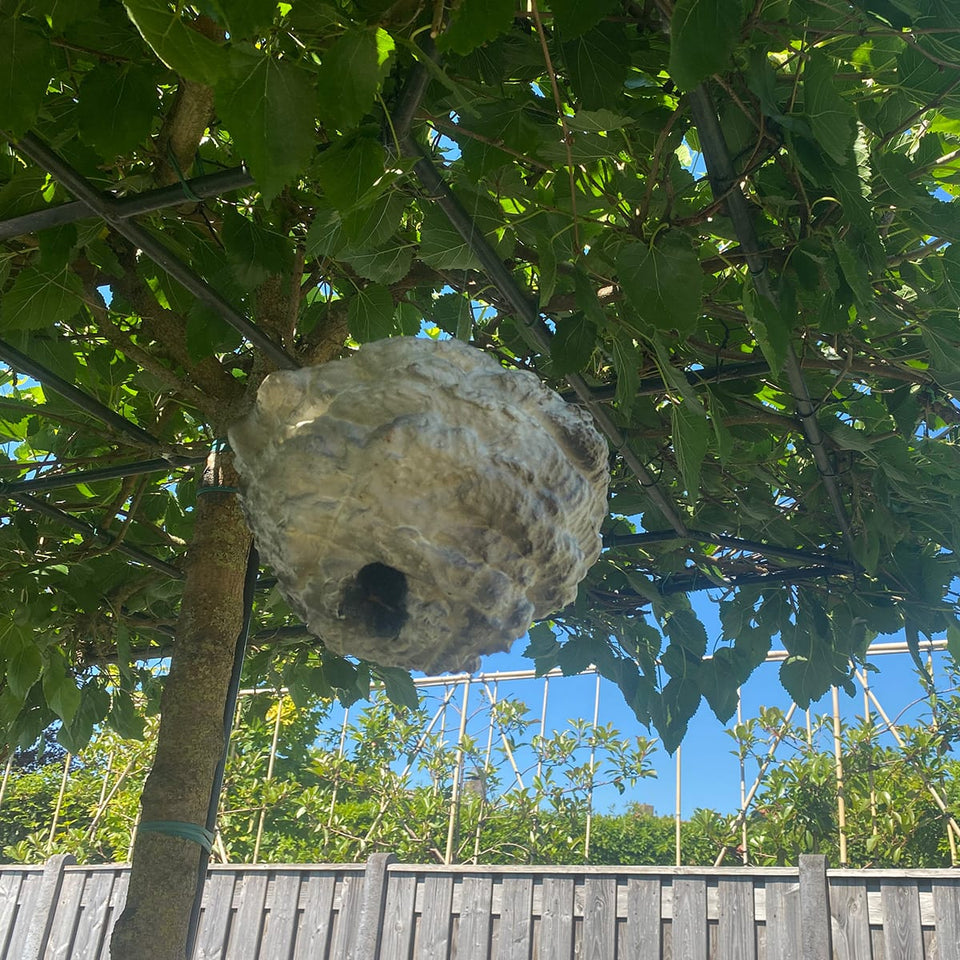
229,338,609,673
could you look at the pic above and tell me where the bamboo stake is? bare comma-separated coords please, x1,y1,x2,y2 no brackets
86,752,140,843
863,675,878,838
831,686,849,866
472,682,498,864
583,671,601,862
326,707,351,830
675,745,682,867
482,681,526,790
49,752,72,845
854,666,960,855
714,702,798,867
0,754,13,812
252,695,284,864
737,689,747,864
444,678,471,865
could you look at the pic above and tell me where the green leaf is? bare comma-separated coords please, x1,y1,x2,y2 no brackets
220,0,278,38
8,641,42,700
617,234,703,334
609,330,640,410
669,0,747,91
778,655,836,710
0,19,54,136
831,231,874,307
109,690,145,739
663,607,707,658
432,293,474,340
560,22,631,111
551,0,621,39
651,676,701,753
343,243,413,285
803,52,856,166
42,653,81,725
552,312,597,375
221,209,293,288
439,0,514,55
377,667,419,711
671,402,710,499
348,284,395,342
1,266,85,332
122,0,229,85
699,648,743,723
315,137,386,212
216,52,317,202
77,64,159,157
946,617,960,662
742,275,790,376
316,27,395,131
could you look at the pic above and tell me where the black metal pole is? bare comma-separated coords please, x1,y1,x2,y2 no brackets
9,133,299,371
0,166,254,240
0,338,162,448
1,455,206,494
9,492,182,578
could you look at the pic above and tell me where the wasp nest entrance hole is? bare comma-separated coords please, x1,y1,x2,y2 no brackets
339,562,409,639
229,338,609,674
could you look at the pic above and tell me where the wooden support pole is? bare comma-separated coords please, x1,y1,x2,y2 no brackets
799,854,832,960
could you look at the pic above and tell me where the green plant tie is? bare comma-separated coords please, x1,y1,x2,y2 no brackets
139,820,215,851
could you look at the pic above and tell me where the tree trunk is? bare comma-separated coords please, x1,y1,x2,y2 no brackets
110,454,252,960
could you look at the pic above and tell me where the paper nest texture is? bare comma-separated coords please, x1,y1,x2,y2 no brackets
229,337,609,673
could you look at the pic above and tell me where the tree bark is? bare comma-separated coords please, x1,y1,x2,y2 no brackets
110,453,252,960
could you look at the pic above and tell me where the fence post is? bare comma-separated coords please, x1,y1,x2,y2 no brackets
22,853,76,960
352,853,396,960
799,854,832,960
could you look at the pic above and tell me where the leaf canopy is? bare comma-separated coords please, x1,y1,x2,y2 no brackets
1,0,960,759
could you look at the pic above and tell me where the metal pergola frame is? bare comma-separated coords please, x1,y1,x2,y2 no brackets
0,66,867,635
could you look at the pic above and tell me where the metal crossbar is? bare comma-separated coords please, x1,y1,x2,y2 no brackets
0,165,253,240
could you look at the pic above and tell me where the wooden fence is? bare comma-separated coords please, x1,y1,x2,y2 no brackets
2,854,959,959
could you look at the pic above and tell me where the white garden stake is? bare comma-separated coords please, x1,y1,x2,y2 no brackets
229,338,609,673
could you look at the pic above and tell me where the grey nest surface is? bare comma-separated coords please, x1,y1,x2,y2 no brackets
229,337,609,673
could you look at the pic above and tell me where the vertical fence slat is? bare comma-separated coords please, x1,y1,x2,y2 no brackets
717,877,754,960
456,875,493,960
416,874,453,960
293,874,336,960
881,880,923,960
763,878,800,960
933,880,960,960
624,878,661,960
43,870,84,959
6,874,41,960
331,872,365,960
498,876,533,960
379,873,416,960
257,872,301,960
538,876,574,960
226,873,268,960
70,871,116,960
0,872,24,958
354,854,395,960
22,854,74,960
671,878,707,960
829,879,871,960
799,855,831,960
581,876,616,960
195,872,237,960
98,871,127,960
